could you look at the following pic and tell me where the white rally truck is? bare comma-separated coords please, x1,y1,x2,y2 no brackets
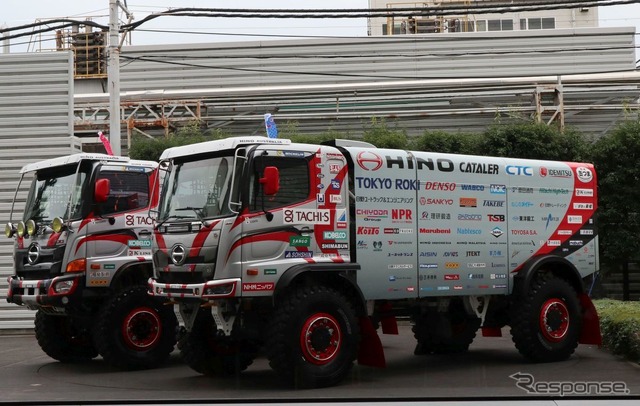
148,137,601,388
6,153,176,369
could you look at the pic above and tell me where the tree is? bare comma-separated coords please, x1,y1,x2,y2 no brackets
591,118,640,300
478,122,587,162
361,117,409,149
411,130,482,155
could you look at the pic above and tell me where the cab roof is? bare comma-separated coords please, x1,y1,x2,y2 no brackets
160,136,291,161
20,153,157,174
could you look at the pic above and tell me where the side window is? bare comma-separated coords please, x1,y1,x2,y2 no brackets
250,156,309,211
99,170,150,215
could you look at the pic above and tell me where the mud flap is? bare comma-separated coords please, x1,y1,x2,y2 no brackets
578,293,602,346
357,317,386,368
379,302,398,335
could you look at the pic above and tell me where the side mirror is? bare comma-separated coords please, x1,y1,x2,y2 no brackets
95,178,110,203
260,166,280,196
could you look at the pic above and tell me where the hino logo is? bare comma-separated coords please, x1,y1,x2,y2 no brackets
27,243,40,265
171,244,186,266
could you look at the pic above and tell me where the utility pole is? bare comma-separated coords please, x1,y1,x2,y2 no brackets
108,0,121,155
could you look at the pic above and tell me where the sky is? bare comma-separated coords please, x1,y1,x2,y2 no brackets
1,0,639,52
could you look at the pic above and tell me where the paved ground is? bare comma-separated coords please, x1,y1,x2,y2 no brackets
1,326,639,403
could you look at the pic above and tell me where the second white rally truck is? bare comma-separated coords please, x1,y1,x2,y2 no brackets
149,136,601,388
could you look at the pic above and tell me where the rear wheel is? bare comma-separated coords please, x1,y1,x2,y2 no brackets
179,307,257,376
93,286,177,370
266,285,359,388
510,273,582,362
34,310,98,363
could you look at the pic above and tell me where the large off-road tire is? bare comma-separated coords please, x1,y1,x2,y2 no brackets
93,286,177,370
34,310,98,363
412,300,481,355
510,273,582,362
266,285,359,389
178,307,257,376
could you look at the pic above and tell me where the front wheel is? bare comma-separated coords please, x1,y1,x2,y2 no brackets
179,307,258,376
34,311,98,363
510,273,582,362
266,285,359,388
93,286,177,370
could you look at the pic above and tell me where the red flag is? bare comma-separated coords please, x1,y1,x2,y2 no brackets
98,131,114,156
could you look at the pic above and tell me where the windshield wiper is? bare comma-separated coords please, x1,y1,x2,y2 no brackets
175,207,205,222
155,214,195,229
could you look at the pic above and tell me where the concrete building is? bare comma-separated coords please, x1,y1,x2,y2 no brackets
367,0,598,36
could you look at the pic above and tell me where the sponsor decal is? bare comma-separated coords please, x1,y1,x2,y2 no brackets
573,203,594,210
284,209,330,224
355,177,419,190
420,264,439,269
491,227,504,238
357,209,388,218
128,240,151,248
356,151,383,171
104,264,116,270
459,162,499,174
420,197,454,206
321,243,348,250
388,264,413,269
467,262,487,268
544,214,560,229
329,194,342,204
444,274,460,281
570,240,584,246
489,250,504,257
511,201,534,208
490,273,507,279
506,165,533,176
490,184,506,194
419,228,451,234
443,251,459,257
576,166,593,183
420,274,437,280
483,200,504,207
575,188,594,197
329,164,341,173
540,167,572,178
580,229,594,235
539,187,570,195
324,231,347,240
457,228,481,235
511,187,534,194
512,229,538,236
243,282,275,292
264,269,277,275
289,236,311,247
513,216,535,222
357,226,379,235
420,252,438,257
437,286,451,291
392,209,413,221
424,181,456,191
468,273,484,279
444,262,460,269
557,230,572,235
466,251,481,256
493,284,508,289
461,184,485,191
336,210,347,228
330,179,341,190
568,215,583,224
284,251,314,259
488,214,505,222
546,240,561,246
458,214,482,221
460,197,477,207
316,193,325,204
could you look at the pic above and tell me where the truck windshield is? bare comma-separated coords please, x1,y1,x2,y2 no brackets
158,155,234,222
23,164,89,223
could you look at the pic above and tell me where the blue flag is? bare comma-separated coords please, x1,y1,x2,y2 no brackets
264,113,278,139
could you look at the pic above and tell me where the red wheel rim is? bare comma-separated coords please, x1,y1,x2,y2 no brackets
539,299,570,342
122,307,162,350
300,312,342,365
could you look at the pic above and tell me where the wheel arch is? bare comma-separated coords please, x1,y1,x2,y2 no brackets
274,263,366,316
110,261,154,293
513,255,584,298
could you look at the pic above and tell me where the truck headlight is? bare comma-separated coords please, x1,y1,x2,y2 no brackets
52,217,64,233
16,221,26,238
26,219,37,236
5,223,15,238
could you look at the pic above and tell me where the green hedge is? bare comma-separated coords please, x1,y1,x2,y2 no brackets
594,299,640,364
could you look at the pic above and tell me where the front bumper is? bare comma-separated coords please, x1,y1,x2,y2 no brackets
6,275,83,310
148,277,241,300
